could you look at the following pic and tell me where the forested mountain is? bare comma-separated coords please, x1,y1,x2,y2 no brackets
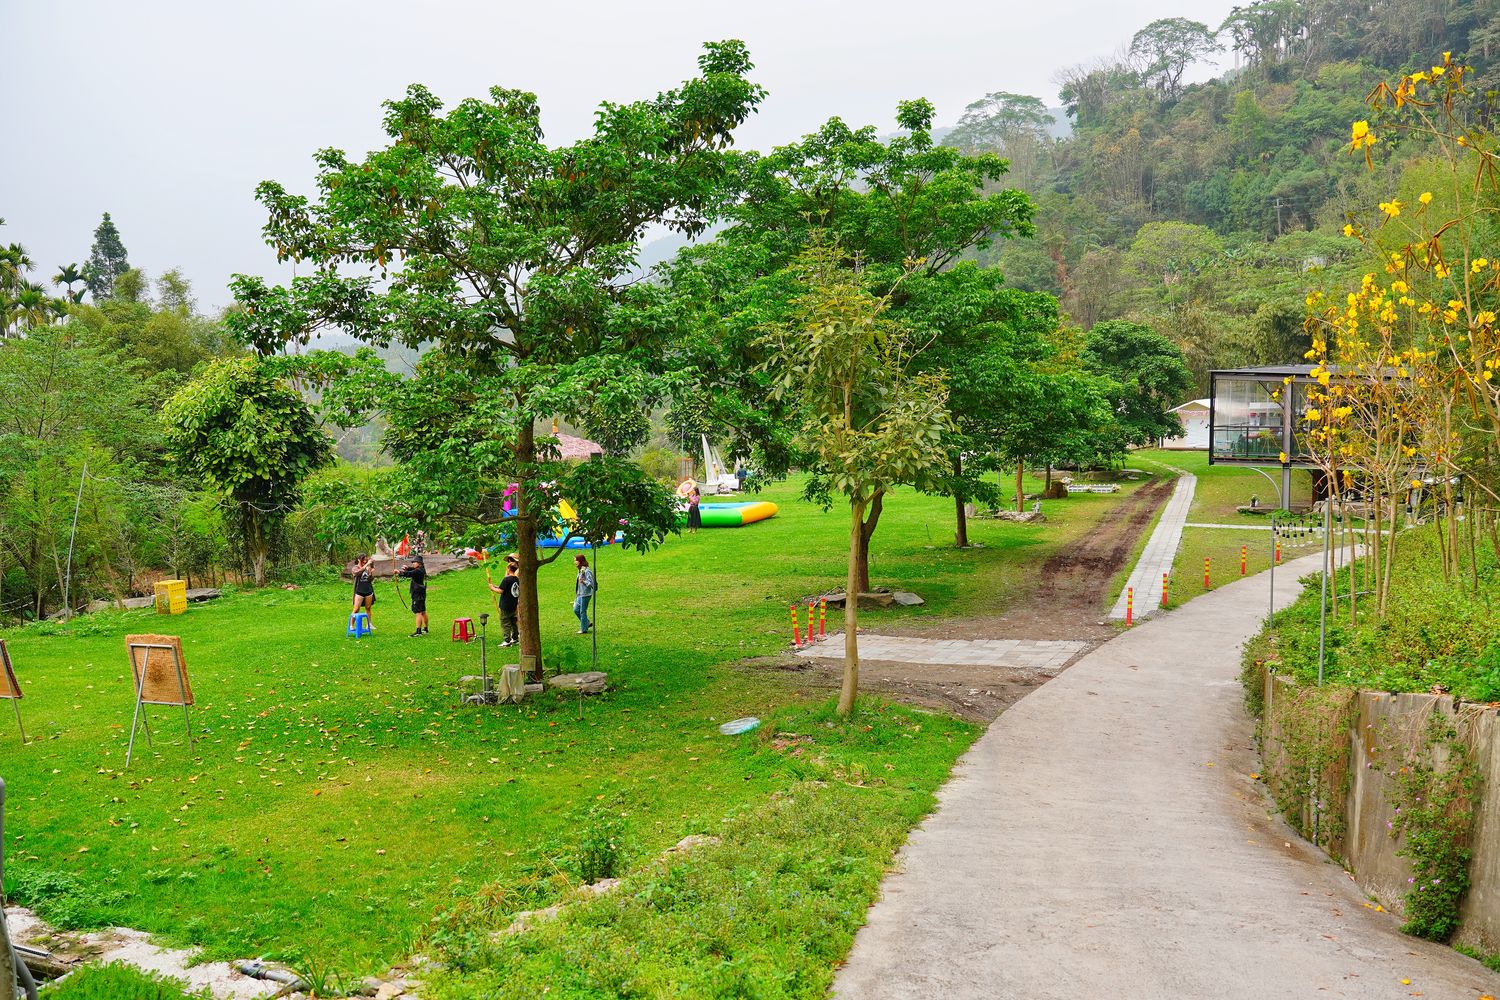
951,0,1500,388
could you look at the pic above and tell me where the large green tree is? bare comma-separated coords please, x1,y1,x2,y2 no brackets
225,41,765,670
670,99,1037,585
1082,319,1195,456
83,212,130,302
0,326,158,616
760,244,952,715
161,356,333,586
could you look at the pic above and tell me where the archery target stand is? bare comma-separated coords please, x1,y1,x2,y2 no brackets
0,639,24,744
124,634,196,768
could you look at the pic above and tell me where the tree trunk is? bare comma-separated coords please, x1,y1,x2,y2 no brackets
854,490,883,595
952,454,968,548
1044,464,1053,492
246,507,268,587
1015,461,1025,513
839,498,864,717
515,421,545,682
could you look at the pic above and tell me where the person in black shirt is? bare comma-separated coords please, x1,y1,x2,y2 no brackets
397,554,429,636
487,555,521,646
351,554,377,631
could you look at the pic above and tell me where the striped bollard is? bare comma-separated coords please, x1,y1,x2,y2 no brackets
807,601,816,643
1204,557,1211,589
1126,587,1134,626
1241,544,1247,576
1275,541,1282,564
819,598,827,637
1161,572,1169,608
789,604,802,647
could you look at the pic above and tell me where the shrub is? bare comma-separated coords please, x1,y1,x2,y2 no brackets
577,806,628,884
36,961,209,999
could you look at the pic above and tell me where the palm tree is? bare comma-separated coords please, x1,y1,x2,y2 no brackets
53,262,86,303
0,243,33,298
3,282,57,337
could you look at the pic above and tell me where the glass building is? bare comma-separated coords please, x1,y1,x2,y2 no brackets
1208,365,1319,505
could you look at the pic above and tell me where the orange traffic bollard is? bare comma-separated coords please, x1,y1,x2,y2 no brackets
1204,557,1211,589
1161,572,1169,608
807,601,816,642
1241,544,1247,575
1126,586,1134,626
1276,541,1282,564
819,598,827,637
789,604,801,647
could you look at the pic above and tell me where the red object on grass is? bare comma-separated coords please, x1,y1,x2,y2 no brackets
789,604,801,647
452,618,474,643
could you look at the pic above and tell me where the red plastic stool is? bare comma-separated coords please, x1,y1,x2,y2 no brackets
451,617,474,643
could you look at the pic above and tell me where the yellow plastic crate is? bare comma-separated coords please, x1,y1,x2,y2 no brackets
154,579,187,615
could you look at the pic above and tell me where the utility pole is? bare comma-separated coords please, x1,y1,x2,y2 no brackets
62,461,87,621
1274,197,1285,236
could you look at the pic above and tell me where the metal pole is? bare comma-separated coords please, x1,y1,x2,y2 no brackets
1269,519,1276,622
61,460,86,620
1,777,41,1000
1317,501,1331,685
590,541,599,673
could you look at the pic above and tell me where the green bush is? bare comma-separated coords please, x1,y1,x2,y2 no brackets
8,869,128,930
577,806,629,884
39,962,209,999
1243,527,1500,700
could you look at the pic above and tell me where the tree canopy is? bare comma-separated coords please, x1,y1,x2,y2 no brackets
223,40,766,672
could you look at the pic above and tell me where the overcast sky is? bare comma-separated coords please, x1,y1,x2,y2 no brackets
2,0,1241,309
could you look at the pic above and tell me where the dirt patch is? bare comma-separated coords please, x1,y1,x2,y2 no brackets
893,478,1175,645
750,656,1054,723
744,478,1176,722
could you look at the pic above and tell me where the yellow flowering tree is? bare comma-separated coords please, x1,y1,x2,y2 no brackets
1306,53,1500,615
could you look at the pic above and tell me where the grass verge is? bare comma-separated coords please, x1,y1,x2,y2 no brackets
1242,523,1500,700
1,477,1133,981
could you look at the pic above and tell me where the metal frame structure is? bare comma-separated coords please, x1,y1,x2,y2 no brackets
1208,365,1322,510
0,641,22,745
125,640,194,768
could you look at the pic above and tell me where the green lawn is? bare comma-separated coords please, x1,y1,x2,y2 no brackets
1130,450,1319,607
1,477,1145,991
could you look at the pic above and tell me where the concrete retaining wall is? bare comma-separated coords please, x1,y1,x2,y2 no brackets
1260,669,1500,952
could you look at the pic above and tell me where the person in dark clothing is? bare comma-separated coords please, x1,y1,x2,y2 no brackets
396,554,428,636
487,556,521,646
351,554,377,631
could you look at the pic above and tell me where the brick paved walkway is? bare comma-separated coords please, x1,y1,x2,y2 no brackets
797,634,1086,671
1108,467,1195,621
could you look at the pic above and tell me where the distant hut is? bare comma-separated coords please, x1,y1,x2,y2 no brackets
555,433,604,462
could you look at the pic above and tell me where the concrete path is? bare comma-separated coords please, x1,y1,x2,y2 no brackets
797,635,1085,672
834,554,1500,1000
1108,468,1195,621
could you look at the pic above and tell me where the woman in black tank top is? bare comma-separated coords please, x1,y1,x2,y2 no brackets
352,554,377,630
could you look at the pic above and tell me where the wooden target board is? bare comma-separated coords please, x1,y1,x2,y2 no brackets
125,634,194,705
1,638,24,744
123,634,195,767
0,639,18,700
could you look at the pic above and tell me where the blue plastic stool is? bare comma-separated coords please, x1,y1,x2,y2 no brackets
347,611,370,638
